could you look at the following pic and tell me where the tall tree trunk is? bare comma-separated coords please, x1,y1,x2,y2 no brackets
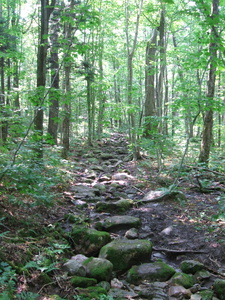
143,29,157,137
61,0,74,158
48,9,60,145
156,9,165,133
199,0,219,164
125,0,143,159
34,0,55,159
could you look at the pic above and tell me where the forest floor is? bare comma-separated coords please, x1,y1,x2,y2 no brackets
1,132,225,299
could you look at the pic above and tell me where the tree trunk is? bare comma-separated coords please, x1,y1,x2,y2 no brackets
34,0,55,159
61,0,74,158
143,29,157,137
48,9,60,145
199,0,219,164
125,0,143,159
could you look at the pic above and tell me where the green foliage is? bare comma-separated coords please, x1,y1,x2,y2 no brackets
0,261,39,299
0,262,17,299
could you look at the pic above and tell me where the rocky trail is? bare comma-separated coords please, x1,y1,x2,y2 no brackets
2,133,225,299
54,133,225,299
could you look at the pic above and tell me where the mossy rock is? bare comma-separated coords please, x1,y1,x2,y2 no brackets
213,279,225,300
198,289,214,300
127,261,176,284
170,272,194,288
99,215,141,232
95,199,133,213
68,226,111,255
83,257,113,282
99,239,152,272
180,260,205,274
71,276,97,288
76,286,107,299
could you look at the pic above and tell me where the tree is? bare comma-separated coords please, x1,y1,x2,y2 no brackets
48,6,60,145
143,28,157,137
199,0,219,164
33,0,56,159
125,0,143,158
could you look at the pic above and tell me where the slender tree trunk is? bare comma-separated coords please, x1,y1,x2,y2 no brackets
143,29,157,137
156,9,165,132
125,0,143,158
34,0,55,159
61,0,74,158
48,9,60,145
199,0,219,164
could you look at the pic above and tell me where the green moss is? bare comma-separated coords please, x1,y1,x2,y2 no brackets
76,286,107,299
213,279,225,300
198,290,214,300
99,239,152,272
180,260,205,274
83,257,113,282
170,272,194,288
71,276,97,287
127,261,176,284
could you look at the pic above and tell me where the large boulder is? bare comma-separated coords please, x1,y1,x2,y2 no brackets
99,239,152,272
67,226,111,255
96,215,141,232
127,261,176,284
83,257,113,282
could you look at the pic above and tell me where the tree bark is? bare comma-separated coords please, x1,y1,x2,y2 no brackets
48,8,60,145
33,0,56,159
143,29,157,137
199,0,219,164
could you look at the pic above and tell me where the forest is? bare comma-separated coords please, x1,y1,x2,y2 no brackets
1,0,225,299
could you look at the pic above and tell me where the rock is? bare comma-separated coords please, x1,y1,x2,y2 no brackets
62,260,86,276
125,228,139,239
76,286,107,298
108,288,138,299
142,190,187,203
112,172,134,180
170,272,195,288
138,282,169,299
180,260,205,274
70,184,96,198
99,239,152,272
194,269,211,282
92,183,107,192
168,285,191,298
68,226,111,255
96,281,111,291
71,254,88,263
83,257,113,282
213,279,225,300
127,261,176,284
95,199,133,213
198,289,214,300
100,153,114,160
110,278,124,289
98,215,141,231
70,276,97,287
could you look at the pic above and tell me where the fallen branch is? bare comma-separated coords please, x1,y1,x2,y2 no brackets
152,247,208,255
